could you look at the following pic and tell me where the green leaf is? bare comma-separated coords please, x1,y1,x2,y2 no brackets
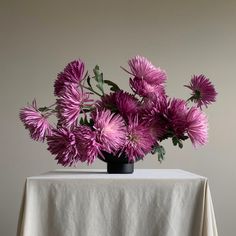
79,117,84,125
178,140,183,149
172,136,184,149
89,119,94,127
157,146,166,162
93,65,101,81
93,65,104,95
151,145,159,155
104,80,121,92
87,76,92,88
79,116,90,126
96,83,104,93
181,135,189,141
94,65,99,72
97,73,104,84
172,137,178,146
38,106,49,112
151,145,166,163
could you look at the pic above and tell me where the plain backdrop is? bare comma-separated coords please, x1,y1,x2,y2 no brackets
1,0,236,235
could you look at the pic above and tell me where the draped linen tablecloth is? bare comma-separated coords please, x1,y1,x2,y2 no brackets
17,169,218,236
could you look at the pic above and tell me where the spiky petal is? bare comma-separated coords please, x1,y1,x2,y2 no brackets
128,55,167,84
143,97,188,140
186,107,208,147
167,98,189,138
185,74,217,109
127,55,167,98
54,60,85,96
123,116,155,162
96,92,117,111
19,100,52,142
75,126,102,164
47,128,80,166
92,109,127,153
57,85,93,127
115,91,139,117
97,91,139,119
130,77,166,98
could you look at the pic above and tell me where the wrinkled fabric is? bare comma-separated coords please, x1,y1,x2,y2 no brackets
17,169,218,236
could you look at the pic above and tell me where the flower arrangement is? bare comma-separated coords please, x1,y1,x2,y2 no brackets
20,56,217,167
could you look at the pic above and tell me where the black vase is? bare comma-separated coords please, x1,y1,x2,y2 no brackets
98,152,137,174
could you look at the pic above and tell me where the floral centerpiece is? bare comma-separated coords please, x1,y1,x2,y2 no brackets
20,56,217,173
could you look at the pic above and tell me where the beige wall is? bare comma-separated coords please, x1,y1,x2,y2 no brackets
1,0,235,235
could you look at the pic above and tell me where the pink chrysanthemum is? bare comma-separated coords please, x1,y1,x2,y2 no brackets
128,55,167,84
167,99,188,135
54,60,85,96
123,116,155,161
115,91,139,118
143,97,188,140
19,100,52,142
57,85,93,127
96,92,117,111
96,91,139,119
186,107,208,147
130,77,166,98
146,120,166,141
92,109,127,153
127,56,166,98
75,126,102,164
47,128,80,166
185,74,217,109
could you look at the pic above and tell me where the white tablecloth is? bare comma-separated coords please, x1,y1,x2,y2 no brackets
17,169,218,236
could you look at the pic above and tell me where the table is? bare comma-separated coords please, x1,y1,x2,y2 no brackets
17,169,218,236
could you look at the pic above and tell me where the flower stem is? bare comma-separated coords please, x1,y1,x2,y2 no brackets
48,102,57,108
82,85,103,97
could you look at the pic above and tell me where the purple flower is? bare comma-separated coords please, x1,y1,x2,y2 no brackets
127,56,167,98
186,107,208,147
185,74,217,108
54,60,85,96
96,91,140,119
167,98,189,138
128,55,167,84
57,85,93,127
47,127,80,166
19,100,52,142
96,92,117,111
123,115,155,161
115,91,139,115
147,120,166,141
20,57,217,167
143,97,188,140
130,77,166,98
75,126,102,164
92,109,127,153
